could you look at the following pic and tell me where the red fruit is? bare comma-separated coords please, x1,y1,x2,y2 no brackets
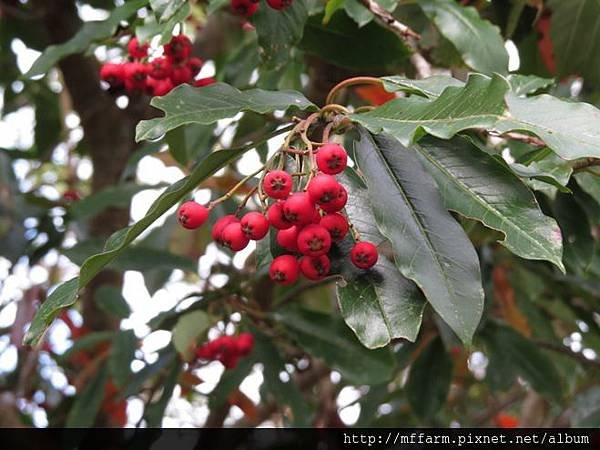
100,63,125,88
311,208,322,223
320,213,348,241
196,344,213,359
266,0,293,9
236,333,254,356
212,214,239,243
300,255,330,280
194,77,216,87
231,0,259,16
171,65,193,85
297,224,331,257
148,57,172,80
284,193,316,225
127,37,149,59
319,185,347,213
277,226,300,252
350,241,378,269
187,57,204,76
316,143,347,175
241,211,269,240
123,62,149,92
307,174,342,205
269,255,300,285
63,189,81,202
164,35,192,63
495,413,519,428
264,170,292,199
221,222,250,251
146,77,174,96
267,201,293,230
178,201,209,229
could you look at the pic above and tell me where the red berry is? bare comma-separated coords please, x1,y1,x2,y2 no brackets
269,255,300,285
127,37,149,59
187,57,204,76
319,213,348,241
221,222,250,251
264,170,292,199
194,77,216,87
164,35,192,63
231,0,259,16
100,63,125,88
146,77,174,96
316,143,347,175
300,255,330,280
350,241,378,269
307,174,342,205
212,214,239,243
267,201,293,230
170,65,193,86
311,208,322,223
148,57,172,80
123,62,149,92
178,201,210,229
297,224,331,257
236,332,254,356
266,0,293,9
240,211,269,240
277,226,300,252
284,193,316,225
320,184,347,213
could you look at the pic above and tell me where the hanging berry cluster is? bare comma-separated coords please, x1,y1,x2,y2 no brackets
195,332,254,369
176,111,379,286
231,0,293,18
99,35,215,98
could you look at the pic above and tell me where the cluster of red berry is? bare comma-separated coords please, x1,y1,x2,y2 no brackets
231,0,292,17
177,142,379,285
195,332,254,369
99,35,215,97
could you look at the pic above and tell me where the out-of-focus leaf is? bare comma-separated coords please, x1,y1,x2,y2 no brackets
507,74,554,96
66,364,109,427
572,386,600,427
143,358,182,426
172,310,212,360
94,285,131,319
165,123,215,166
109,330,138,388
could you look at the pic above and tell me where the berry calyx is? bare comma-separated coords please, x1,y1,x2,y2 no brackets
187,57,204,76
212,214,239,243
319,184,348,213
299,255,330,280
277,226,300,252
264,170,292,199
240,211,269,240
283,193,316,225
320,213,348,241
178,201,210,229
127,37,149,60
221,222,250,251
267,201,293,230
269,255,300,285
316,143,347,175
231,0,259,16
307,174,342,205
297,224,331,257
350,241,378,269
266,0,293,9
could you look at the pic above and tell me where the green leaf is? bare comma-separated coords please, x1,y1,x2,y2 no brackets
299,12,410,70
575,172,600,206
66,364,109,427
143,358,182,426
572,387,600,427
275,306,396,384
122,349,176,397
94,285,131,319
413,136,564,271
507,74,554,97
24,0,148,78
109,330,138,388
136,83,315,142
336,169,426,348
150,0,186,22
60,331,114,362
354,129,484,345
251,0,308,71
323,0,346,24
172,310,212,360
165,123,215,166
406,337,452,418
209,356,255,408
480,322,563,401
549,0,600,87
158,2,191,44
344,0,374,27
382,74,464,98
24,139,268,346
417,0,508,74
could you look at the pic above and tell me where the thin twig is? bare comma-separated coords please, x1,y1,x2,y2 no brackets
571,157,600,173
533,340,600,370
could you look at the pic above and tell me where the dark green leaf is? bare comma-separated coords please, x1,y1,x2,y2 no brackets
94,285,131,319
122,349,176,397
66,364,109,427
109,330,138,388
507,74,554,96
172,310,212,360
143,358,182,426
354,129,484,344
136,83,314,142
165,123,215,166
209,356,256,408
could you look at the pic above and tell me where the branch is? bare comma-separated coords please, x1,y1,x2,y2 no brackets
571,157,600,173
471,384,524,426
489,130,546,147
533,340,600,370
